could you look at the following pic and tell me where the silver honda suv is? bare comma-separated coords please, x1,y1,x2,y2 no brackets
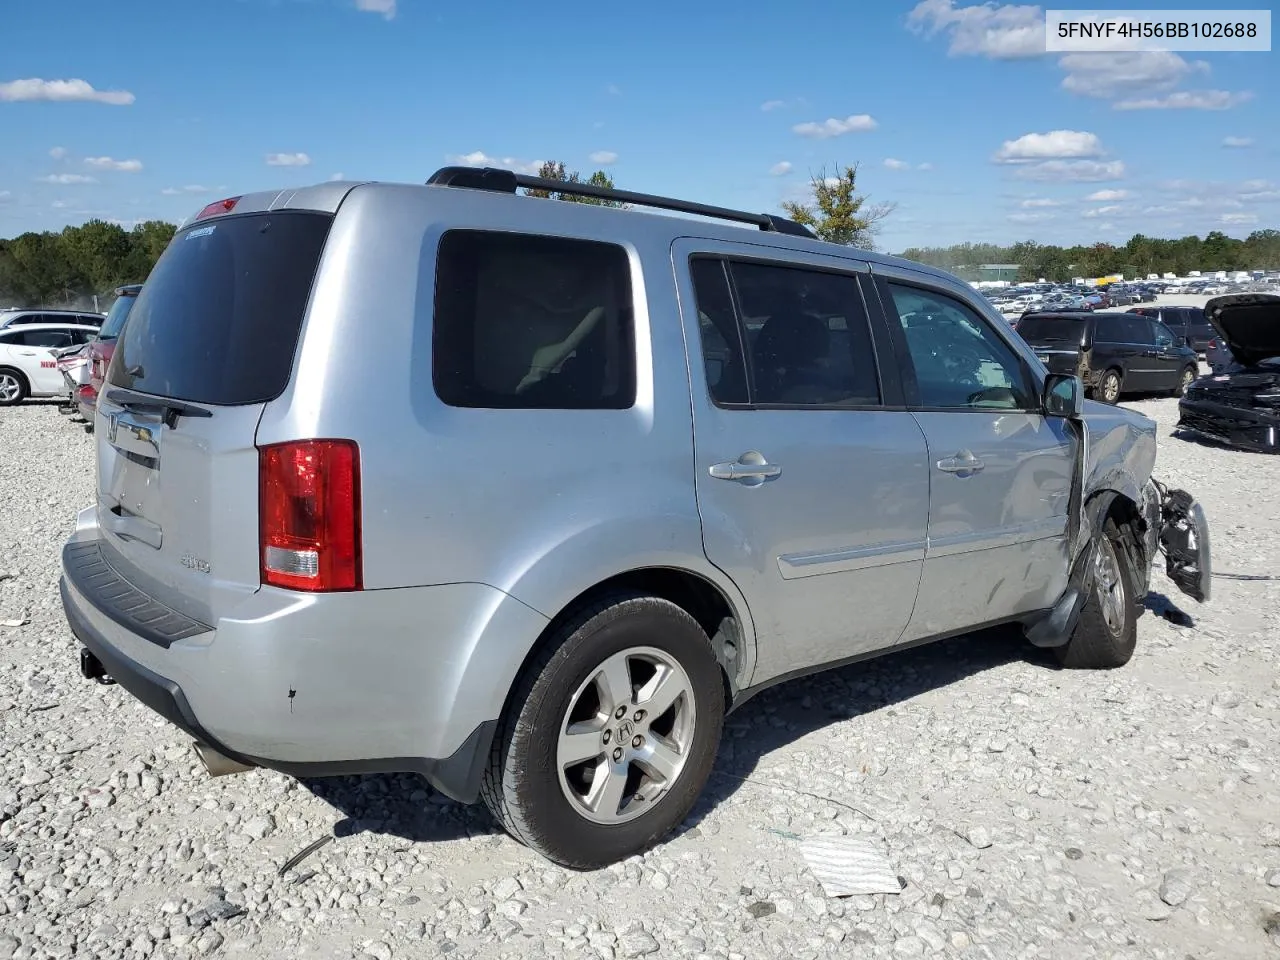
60,168,1211,868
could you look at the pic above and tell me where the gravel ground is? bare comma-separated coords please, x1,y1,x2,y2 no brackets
2,386,1279,960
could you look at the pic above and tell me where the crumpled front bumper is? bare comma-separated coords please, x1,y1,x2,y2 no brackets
1177,398,1280,454
1150,479,1212,603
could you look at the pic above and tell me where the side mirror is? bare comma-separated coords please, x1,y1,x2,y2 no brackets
1043,373,1083,418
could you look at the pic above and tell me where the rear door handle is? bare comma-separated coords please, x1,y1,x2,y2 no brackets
709,454,782,482
936,450,985,475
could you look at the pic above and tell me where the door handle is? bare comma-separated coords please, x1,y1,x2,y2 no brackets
936,450,985,475
709,454,782,483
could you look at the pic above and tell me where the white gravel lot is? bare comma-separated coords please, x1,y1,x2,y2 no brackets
2,373,1279,959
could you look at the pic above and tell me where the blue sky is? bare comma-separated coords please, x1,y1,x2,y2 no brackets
0,0,1274,251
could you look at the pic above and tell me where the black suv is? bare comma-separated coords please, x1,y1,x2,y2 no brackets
1016,310,1201,403
1127,305,1216,353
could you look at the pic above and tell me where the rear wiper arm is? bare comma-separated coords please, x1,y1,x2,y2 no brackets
104,387,213,424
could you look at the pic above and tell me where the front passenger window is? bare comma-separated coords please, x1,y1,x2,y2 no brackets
886,283,1033,410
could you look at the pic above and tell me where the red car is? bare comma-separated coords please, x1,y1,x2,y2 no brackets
78,283,142,421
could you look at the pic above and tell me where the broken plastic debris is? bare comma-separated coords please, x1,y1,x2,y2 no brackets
799,835,902,897
1,618,30,628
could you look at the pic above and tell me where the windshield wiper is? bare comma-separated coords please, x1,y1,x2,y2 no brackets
104,387,213,425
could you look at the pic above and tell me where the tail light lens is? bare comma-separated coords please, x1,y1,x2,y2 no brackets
259,440,362,592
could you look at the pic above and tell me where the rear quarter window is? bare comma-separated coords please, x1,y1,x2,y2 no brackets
108,212,332,404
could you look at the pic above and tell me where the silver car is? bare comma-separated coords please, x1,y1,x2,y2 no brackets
59,169,1212,868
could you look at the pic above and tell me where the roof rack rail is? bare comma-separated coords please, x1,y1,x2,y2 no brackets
426,165,816,239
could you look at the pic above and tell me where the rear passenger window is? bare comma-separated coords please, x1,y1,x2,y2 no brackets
688,257,881,407
23,330,74,348
433,230,635,410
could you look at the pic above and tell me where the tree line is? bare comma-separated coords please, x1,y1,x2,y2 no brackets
0,220,175,310
898,231,1280,283
4,161,1276,307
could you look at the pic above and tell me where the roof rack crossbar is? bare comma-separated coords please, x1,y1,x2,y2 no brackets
426,166,816,239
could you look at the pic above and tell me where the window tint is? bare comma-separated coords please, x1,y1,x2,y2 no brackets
98,293,137,340
109,212,333,404
1150,320,1174,345
433,230,635,410
73,328,97,344
727,261,880,406
0,331,21,345
886,283,1034,410
23,329,74,348
688,258,749,404
1095,314,1148,344
10,314,41,326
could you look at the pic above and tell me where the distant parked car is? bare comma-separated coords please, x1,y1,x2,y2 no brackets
0,308,104,330
0,323,100,405
1127,305,1216,354
1017,309,1200,403
78,284,143,422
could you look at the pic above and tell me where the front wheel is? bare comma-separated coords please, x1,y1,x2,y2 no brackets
481,592,725,869
1056,520,1138,669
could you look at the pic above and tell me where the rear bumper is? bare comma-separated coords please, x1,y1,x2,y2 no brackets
59,513,549,802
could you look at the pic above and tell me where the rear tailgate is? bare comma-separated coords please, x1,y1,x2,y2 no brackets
95,206,334,626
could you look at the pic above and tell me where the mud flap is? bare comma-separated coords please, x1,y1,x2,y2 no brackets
1156,483,1212,603
1026,538,1098,649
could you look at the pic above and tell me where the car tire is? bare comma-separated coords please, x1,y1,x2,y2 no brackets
1175,365,1196,397
481,591,725,869
1097,369,1123,404
1056,519,1138,669
0,368,29,406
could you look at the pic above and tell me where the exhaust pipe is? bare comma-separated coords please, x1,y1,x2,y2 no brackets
193,741,256,777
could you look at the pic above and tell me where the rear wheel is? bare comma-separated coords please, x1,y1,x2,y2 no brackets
1096,368,1122,404
1175,365,1196,397
481,592,725,869
0,369,28,406
1056,520,1138,669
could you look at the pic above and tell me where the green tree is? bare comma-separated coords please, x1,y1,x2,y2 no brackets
780,164,895,250
61,219,132,293
523,161,624,207
126,220,177,279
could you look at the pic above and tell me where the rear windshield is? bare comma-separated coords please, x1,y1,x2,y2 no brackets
98,292,138,340
108,211,332,404
1015,316,1087,344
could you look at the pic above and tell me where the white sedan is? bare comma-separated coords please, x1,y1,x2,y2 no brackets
0,323,101,405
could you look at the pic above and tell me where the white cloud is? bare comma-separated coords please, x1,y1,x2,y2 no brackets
1019,197,1061,208
917,162,933,170
1220,213,1258,225
0,78,135,105
329,172,345,181
792,114,877,138
266,152,312,167
883,158,910,170
1058,51,1205,99
1081,204,1124,218
1085,188,1128,201
994,130,1103,162
606,84,621,96
37,173,96,184
1114,90,1253,110
589,150,618,165
761,99,786,111
769,161,793,176
49,146,67,160
906,0,1045,59
1012,159,1125,181
355,0,395,17
0,190,10,202
447,151,543,175
84,156,142,172
161,185,215,196
1222,136,1254,148
1009,211,1054,222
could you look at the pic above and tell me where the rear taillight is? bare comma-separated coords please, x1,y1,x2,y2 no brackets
195,196,240,220
259,440,362,592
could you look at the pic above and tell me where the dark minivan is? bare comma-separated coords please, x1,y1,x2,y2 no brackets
1127,305,1216,354
1017,310,1200,403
